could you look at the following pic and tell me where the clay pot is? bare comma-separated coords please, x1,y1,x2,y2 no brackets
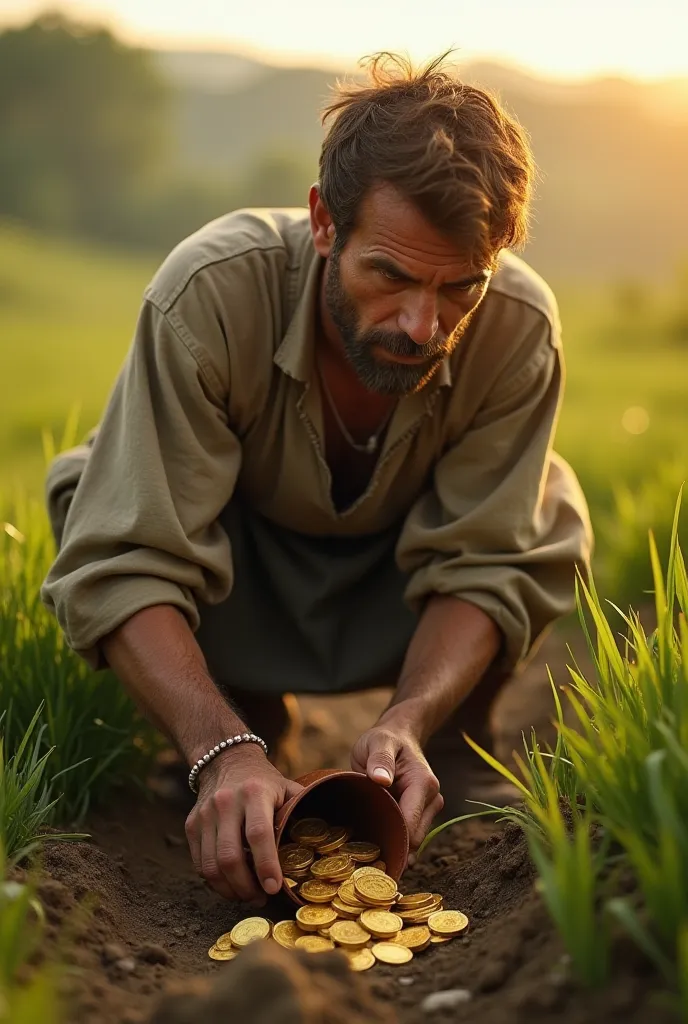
274,769,409,906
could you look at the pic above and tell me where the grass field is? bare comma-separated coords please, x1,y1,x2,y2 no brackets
1,218,687,531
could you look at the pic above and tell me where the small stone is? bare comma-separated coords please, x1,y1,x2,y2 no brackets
136,944,170,965
115,957,136,974
398,977,415,986
101,943,127,965
171,926,186,939
420,989,472,1012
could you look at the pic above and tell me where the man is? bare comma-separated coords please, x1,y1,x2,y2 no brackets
42,54,592,907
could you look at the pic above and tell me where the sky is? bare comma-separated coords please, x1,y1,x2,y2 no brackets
1,0,687,80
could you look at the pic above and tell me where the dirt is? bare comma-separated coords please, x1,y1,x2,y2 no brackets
28,618,677,1024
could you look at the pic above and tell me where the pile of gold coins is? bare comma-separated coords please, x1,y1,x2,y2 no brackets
208,817,468,971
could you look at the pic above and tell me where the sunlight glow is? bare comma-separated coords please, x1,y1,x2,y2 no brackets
1,0,687,80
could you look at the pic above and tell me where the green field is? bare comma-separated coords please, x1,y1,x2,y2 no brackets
1,219,687,550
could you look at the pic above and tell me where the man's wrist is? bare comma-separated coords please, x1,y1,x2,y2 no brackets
190,734,269,792
376,698,429,745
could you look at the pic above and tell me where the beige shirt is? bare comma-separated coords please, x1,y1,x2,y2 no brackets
42,208,592,672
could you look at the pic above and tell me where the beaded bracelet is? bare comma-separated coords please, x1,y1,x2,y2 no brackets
188,733,268,793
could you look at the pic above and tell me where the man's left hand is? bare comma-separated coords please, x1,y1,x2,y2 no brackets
350,724,444,854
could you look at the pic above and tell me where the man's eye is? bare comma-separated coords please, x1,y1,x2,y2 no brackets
379,268,404,282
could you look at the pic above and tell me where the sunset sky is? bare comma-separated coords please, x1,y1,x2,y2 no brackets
1,0,687,80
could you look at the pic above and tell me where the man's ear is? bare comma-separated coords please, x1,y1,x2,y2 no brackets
309,184,336,257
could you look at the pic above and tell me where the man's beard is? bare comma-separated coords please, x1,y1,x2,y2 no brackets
324,249,471,396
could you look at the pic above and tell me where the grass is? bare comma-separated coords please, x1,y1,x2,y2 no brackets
1,492,162,822
0,840,61,1023
421,490,688,1007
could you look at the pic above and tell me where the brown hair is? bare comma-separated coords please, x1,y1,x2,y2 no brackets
319,51,535,265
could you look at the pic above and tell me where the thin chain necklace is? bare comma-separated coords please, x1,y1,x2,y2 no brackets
317,364,397,455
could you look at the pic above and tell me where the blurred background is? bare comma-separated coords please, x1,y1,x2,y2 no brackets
1,0,687,605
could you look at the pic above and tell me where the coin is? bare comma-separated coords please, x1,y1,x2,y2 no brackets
430,934,452,944
310,854,354,879
352,866,386,881
393,925,431,951
329,920,370,949
354,873,398,905
295,905,338,932
279,845,314,873
398,905,440,923
208,945,236,961
359,910,403,939
314,826,351,853
331,898,363,919
295,935,335,953
341,841,381,863
396,892,435,908
371,942,413,965
346,947,376,971
230,916,272,948
372,860,386,872
299,880,339,903
290,817,330,846
427,910,469,937
214,932,234,951
272,920,303,949
284,878,298,889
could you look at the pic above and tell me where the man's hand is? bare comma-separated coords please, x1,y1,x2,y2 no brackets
185,744,302,904
351,723,444,853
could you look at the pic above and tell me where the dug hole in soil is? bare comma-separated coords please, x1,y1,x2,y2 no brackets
35,621,675,1024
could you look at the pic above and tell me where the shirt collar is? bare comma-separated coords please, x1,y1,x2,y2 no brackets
274,241,453,392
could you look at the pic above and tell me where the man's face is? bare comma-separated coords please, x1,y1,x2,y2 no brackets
323,185,494,396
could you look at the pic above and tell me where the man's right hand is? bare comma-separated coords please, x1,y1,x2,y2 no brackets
185,744,303,904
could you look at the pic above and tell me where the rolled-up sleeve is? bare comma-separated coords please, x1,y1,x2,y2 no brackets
41,298,241,668
396,315,593,673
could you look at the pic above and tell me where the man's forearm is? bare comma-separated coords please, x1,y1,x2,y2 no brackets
101,604,248,766
378,595,502,745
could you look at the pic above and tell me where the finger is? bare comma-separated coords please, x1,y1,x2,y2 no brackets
199,812,239,901
185,810,202,874
398,771,440,844
363,730,400,787
409,792,445,852
213,790,264,903
243,784,283,896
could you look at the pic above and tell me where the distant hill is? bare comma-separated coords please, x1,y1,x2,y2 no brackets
156,49,688,281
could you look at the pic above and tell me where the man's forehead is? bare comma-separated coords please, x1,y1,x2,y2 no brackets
350,184,485,274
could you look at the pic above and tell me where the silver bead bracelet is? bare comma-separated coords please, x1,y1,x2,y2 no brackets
188,733,268,794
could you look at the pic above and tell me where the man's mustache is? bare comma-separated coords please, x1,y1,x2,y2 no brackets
362,329,450,361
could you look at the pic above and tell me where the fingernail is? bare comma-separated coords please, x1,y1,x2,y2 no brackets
264,877,280,895
372,768,393,785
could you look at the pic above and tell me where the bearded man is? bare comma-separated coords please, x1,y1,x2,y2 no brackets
42,53,592,906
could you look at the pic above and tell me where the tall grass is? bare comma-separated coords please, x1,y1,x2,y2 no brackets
421,489,688,1003
1,486,161,822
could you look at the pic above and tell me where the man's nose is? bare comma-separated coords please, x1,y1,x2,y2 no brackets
397,293,440,347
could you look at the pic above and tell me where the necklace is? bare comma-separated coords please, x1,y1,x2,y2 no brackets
317,365,396,455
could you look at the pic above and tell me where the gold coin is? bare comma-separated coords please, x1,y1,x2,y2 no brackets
352,866,386,881
359,910,404,939
341,841,381,863
208,945,237,961
430,934,452,944
354,873,398,904
396,892,435,907
393,926,431,951
295,905,338,932
272,920,303,949
372,860,386,871
295,934,335,953
299,880,339,903
284,878,298,889
290,817,330,846
427,910,469,937
310,854,354,879
329,920,371,949
337,882,367,906
346,947,376,972
371,942,413,965
279,845,314,873
214,932,234,951
318,927,331,937
314,826,351,852
331,898,363,919
230,916,272,949
398,905,439,923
